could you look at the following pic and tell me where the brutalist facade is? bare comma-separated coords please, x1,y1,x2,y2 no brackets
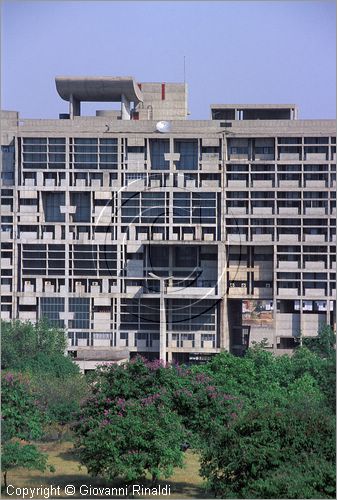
1,77,336,370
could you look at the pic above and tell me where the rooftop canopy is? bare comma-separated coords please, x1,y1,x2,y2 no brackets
55,76,143,103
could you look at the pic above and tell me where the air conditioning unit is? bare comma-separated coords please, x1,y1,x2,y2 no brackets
241,283,246,287
266,283,271,288
92,282,98,286
75,281,82,285
45,281,51,285
25,281,31,285
230,282,235,288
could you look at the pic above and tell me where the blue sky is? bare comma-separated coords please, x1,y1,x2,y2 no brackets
1,1,336,119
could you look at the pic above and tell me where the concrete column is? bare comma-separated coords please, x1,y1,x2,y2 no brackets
121,94,131,120
159,278,167,362
218,242,229,350
69,95,80,118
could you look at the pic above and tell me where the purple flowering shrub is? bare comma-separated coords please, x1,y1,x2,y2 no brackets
73,389,185,483
73,356,242,482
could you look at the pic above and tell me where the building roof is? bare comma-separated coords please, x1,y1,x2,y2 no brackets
55,76,143,103
210,103,298,109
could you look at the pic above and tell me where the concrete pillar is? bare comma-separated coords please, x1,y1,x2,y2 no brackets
121,94,131,120
159,278,167,362
69,95,80,118
218,242,229,350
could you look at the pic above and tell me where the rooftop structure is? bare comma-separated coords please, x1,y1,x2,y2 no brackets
1,76,335,370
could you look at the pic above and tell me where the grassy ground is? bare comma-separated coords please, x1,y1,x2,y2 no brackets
2,441,211,499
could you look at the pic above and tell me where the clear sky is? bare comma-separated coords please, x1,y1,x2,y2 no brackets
1,0,336,119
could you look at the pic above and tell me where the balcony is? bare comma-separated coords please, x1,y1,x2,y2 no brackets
278,180,300,188
305,152,327,161
304,261,326,271
278,261,299,270
227,234,247,243
279,152,301,160
278,207,299,215
125,285,143,297
252,206,274,215
278,288,299,297
304,180,327,188
252,180,273,188
304,288,326,298
304,234,326,243
252,233,273,243
1,205,13,214
166,285,216,297
227,206,248,215
227,180,247,188
19,231,37,240
201,179,220,188
305,207,326,216
254,153,274,161
278,233,299,243
200,156,220,171
1,258,12,268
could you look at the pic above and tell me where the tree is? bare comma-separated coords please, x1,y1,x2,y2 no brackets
1,319,87,425
1,372,54,488
73,357,242,483
1,319,67,371
74,392,185,483
302,325,336,358
198,374,336,499
2,442,51,490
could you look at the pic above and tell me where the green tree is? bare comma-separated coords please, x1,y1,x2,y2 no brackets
2,443,51,490
73,357,242,483
74,392,185,483
302,325,336,358
1,319,87,425
1,372,54,488
1,319,67,371
199,374,336,499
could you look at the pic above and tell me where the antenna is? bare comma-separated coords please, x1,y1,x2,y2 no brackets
183,55,186,84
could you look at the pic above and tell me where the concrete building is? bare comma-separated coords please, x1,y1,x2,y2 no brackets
1,76,336,369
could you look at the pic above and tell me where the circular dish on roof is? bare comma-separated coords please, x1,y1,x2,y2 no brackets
156,121,171,133
55,76,143,103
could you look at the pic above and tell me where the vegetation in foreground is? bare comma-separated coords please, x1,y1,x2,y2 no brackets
1,320,336,498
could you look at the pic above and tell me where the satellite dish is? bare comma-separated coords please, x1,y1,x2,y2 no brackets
156,121,171,133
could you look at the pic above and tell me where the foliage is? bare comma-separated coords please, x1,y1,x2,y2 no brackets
1,319,68,372
1,319,87,425
1,372,54,487
74,346,336,495
73,357,240,482
74,391,185,483
32,374,88,425
199,376,335,498
1,372,45,442
302,325,336,358
2,442,53,489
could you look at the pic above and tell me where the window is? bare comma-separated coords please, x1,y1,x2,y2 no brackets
40,297,65,327
150,139,169,170
42,192,65,222
69,298,90,329
175,140,198,170
70,192,91,222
